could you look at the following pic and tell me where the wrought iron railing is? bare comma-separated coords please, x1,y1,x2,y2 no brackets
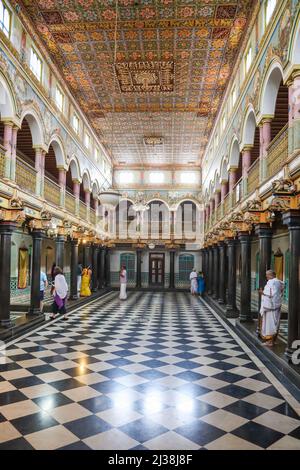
16,158,36,194
267,123,288,179
44,177,60,206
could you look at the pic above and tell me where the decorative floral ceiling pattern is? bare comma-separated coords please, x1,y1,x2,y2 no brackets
19,0,255,167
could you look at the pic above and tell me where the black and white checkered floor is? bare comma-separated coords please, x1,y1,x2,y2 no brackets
1,292,300,450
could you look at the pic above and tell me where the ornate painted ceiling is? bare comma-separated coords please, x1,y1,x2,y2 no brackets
19,0,255,167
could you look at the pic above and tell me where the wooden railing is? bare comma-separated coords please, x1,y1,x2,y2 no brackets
0,150,4,177
247,159,259,194
44,177,60,206
65,191,76,213
16,158,36,194
267,123,288,178
79,200,87,220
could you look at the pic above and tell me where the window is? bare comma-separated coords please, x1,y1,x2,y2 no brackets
180,172,197,185
84,132,90,149
179,254,194,284
120,253,135,283
72,114,79,134
0,1,11,37
149,172,164,184
245,46,252,74
30,48,42,82
265,0,276,28
55,86,64,112
119,171,133,184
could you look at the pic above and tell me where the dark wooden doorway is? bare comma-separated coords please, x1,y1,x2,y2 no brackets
149,253,165,287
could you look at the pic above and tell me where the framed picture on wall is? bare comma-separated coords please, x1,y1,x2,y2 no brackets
18,248,29,289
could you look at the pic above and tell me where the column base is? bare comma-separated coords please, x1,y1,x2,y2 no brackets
28,307,42,316
285,346,297,361
225,306,239,318
0,318,14,328
69,294,79,301
240,314,253,323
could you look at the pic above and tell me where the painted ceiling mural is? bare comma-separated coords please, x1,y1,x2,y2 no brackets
19,0,255,167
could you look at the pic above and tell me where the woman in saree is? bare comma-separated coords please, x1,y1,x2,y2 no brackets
80,267,92,297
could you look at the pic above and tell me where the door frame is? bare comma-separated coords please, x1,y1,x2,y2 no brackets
149,252,165,286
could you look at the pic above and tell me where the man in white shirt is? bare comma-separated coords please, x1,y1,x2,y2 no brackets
259,270,284,347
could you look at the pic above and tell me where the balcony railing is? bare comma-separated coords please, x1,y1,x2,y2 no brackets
16,158,36,194
223,193,230,216
267,123,288,179
44,177,60,206
90,208,96,225
65,191,76,213
247,159,259,194
216,203,222,222
79,200,87,220
0,150,4,178
233,178,243,206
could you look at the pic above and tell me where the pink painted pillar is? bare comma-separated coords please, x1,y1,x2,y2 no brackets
10,126,18,181
288,73,300,152
58,168,66,207
229,168,238,192
85,190,91,208
242,147,252,177
214,191,221,208
221,181,228,202
262,120,272,156
3,122,13,179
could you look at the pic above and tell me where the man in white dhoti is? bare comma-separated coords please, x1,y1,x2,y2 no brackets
259,270,284,347
119,265,127,300
189,269,198,295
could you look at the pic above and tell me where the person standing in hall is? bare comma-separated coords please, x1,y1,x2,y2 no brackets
40,270,48,313
50,267,68,320
189,268,198,295
197,271,205,297
119,265,127,300
80,267,91,297
77,262,82,295
259,269,284,347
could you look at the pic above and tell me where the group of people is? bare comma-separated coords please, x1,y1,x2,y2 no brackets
77,264,92,297
189,269,205,297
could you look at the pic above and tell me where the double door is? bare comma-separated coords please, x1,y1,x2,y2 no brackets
149,253,165,286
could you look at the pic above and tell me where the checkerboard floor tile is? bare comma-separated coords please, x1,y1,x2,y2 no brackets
0,292,299,450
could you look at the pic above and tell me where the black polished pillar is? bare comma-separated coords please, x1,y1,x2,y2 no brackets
0,222,16,327
99,247,105,288
282,210,300,359
136,249,142,288
55,234,65,269
83,242,91,268
226,238,238,317
238,232,252,322
218,242,226,304
91,244,99,292
104,248,110,287
169,250,175,289
213,244,219,299
255,224,273,292
208,246,213,295
29,229,44,315
70,238,78,300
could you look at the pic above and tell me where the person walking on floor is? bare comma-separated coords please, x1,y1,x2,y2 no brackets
50,267,68,320
189,268,198,295
40,270,48,313
77,263,82,295
197,271,205,297
259,269,284,347
119,265,127,300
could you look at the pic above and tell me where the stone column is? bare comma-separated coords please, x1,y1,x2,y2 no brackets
73,180,80,216
0,222,16,327
208,246,213,295
221,181,228,203
238,232,252,321
58,168,66,208
3,121,13,179
255,224,273,293
10,126,18,181
91,244,99,292
99,247,105,288
226,238,238,317
104,248,110,287
70,238,78,300
282,210,300,359
229,168,238,209
136,249,142,288
260,118,272,181
29,229,44,315
55,234,65,270
35,148,45,197
169,249,175,289
82,242,91,268
213,244,219,299
218,242,226,304
242,146,252,196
